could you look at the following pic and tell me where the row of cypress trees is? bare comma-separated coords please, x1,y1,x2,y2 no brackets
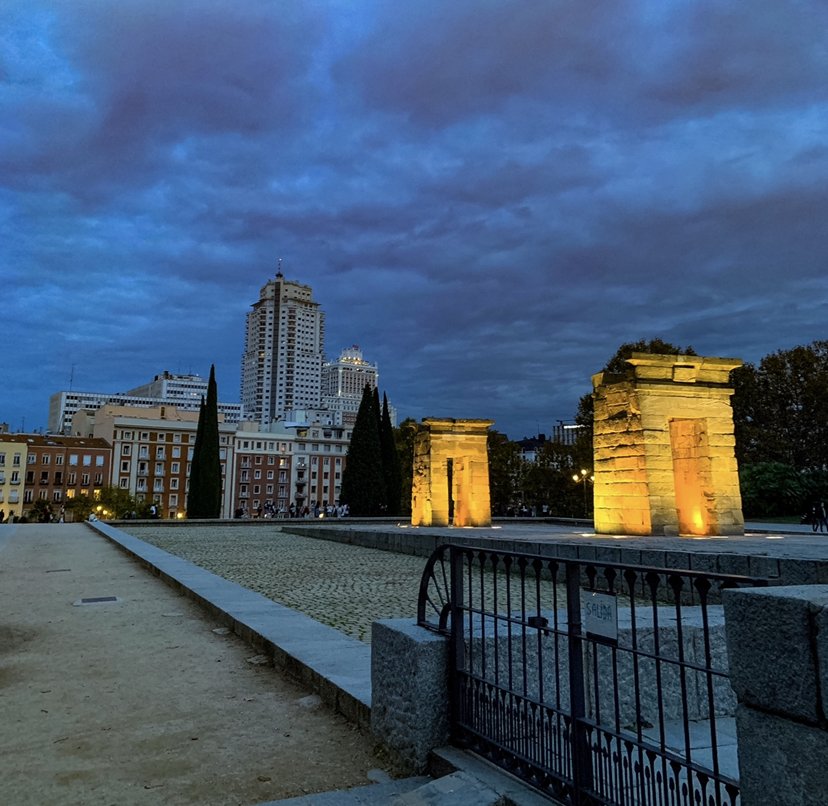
339,384,403,516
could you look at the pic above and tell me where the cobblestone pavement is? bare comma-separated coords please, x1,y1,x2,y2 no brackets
123,526,426,643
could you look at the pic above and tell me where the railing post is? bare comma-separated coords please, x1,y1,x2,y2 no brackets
566,561,594,801
449,545,466,741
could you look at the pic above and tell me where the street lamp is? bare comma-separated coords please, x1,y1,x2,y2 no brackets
572,468,594,518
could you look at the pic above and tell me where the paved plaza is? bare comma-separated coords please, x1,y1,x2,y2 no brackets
121,519,828,647
122,526,429,643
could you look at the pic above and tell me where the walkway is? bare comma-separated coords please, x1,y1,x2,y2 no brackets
0,523,390,806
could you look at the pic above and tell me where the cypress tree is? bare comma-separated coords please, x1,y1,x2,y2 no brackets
187,364,222,518
380,393,402,514
187,397,205,515
340,384,385,515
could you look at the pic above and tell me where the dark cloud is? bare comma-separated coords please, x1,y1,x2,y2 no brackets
2,0,827,438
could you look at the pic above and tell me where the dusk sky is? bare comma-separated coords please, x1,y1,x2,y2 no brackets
3,0,827,439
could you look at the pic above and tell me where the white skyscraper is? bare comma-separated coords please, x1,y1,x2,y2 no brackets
240,269,325,425
321,345,379,426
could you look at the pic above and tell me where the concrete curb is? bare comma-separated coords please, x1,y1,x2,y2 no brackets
86,520,373,730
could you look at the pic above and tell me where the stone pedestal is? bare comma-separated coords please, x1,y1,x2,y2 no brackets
371,619,450,772
592,354,744,536
411,418,493,527
723,586,828,806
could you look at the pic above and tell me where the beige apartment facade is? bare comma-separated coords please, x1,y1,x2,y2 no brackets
77,404,236,519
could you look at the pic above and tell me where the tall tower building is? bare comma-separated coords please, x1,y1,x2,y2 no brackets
241,268,325,425
321,345,379,426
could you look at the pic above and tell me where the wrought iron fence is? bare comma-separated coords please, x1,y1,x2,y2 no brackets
417,544,768,806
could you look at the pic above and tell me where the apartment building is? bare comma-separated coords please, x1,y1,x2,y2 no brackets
231,418,351,515
0,433,112,519
49,371,242,434
78,404,236,519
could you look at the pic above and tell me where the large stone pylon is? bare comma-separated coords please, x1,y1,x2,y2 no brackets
592,354,744,536
411,418,494,527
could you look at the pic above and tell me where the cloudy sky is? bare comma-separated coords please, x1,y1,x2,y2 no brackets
3,0,827,439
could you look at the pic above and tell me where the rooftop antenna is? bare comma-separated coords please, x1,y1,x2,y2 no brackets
69,363,76,391
276,257,283,278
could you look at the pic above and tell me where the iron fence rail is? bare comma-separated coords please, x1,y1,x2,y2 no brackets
417,544,768,806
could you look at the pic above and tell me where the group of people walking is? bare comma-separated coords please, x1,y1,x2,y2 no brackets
808,501,828,533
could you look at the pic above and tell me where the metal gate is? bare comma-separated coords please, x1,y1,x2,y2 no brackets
417,544,767,805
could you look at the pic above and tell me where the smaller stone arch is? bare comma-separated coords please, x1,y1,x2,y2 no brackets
411,418,494,527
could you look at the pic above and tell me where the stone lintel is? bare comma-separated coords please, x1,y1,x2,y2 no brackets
625,353,742,385
420,418,494,436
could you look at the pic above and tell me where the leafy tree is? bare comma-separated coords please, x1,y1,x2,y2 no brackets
187,364,222,518
380,393,402,514
487,430,523,515
29,499,54,523
96,485,142,518
340,384,385,515
732,341,828,471
738,462,805,519
575,339,697,427
65,493,95,521
394,418,419,516
572,339,698,483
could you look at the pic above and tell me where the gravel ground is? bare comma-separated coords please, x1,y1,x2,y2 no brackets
122,526,427,642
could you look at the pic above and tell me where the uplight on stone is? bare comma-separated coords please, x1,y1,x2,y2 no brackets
592,354,744,537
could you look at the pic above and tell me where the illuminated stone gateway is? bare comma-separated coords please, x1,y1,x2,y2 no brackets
411,418,494,528
592,354,744,537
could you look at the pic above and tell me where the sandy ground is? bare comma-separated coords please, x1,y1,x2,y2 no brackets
0,524,390,806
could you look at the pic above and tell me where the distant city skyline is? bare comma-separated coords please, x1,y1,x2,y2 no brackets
4,1,827,439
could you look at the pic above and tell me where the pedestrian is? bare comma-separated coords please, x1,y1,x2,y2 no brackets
820,501,828,534
0,508,5,524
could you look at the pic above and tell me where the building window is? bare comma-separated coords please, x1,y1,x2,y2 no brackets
81,474,90,486
82,455,91,466
68,472,76,485
95,456,104,466
171,462,179,474
28,453,37,464
56,455,64,466
122,445,131,456
13,454,21,466
69,454,78,466
172,446,181,459
42,454,50,465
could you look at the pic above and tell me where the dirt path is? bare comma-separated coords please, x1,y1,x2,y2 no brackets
0,524,388,806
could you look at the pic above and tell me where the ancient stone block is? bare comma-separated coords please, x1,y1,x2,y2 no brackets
592,354,744,537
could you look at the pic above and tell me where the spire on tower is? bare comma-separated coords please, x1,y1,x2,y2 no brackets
276,257,283,279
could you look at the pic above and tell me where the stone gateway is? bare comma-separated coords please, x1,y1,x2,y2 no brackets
592,353,744,537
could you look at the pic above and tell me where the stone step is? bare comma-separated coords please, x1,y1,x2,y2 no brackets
257,776,432,805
